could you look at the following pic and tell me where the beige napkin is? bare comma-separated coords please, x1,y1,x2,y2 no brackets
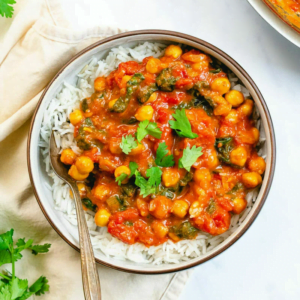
0,0,193,299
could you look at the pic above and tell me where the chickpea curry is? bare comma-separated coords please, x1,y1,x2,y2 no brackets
60,45,266,246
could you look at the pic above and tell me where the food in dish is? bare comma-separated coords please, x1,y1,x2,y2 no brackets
263,0,300,32
40,42,266,264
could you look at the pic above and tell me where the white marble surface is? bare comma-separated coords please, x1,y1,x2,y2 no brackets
61,0,300,299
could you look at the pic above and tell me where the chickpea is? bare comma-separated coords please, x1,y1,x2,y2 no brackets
114,166,131,184
230,146,247,167
137,198,149,217
94,209,111,227
135,105,154,121
109,139,122,154
211,78,231,95
68,165,89,181
147,92,158,103
121,75,132,88
69,109,84,125
94,77,106,92
225,90,244,107
164,45,182,59
206,149,219,170
151,221,169,238
213,103,232,116
251,127,260,143
60,149,77,165
171,200,189,218
225,109,239,124
232,198,247,214
149,196,172,219
239,128,259,144
146,58,161,74
129,143,145,155
108,99,118,110
238,99,253,116
98,158,118,172
75,156,94,174
162,168,180,187
242,172,262,188
194,169,211,189
248,156,266,174
92,184,110,201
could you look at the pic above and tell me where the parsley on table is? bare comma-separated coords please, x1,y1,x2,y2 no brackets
135,166,162,198
178,145,203,171
120,134,138,154
136,120,162,142
115,162,139,186
0,0,16,18
0,229,51,300
155,142,174,167
169,109,198,139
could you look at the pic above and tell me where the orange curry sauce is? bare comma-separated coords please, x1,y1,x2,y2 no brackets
60,45,266,247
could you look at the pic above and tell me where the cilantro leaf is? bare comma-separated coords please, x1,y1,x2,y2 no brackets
136,120,162,142
115,173,128,186
11,277,28,299
120,135,137,154
169,109,198,139
0,284,11,300
15,239,51,255
155,142,174,167
29,276,49,296
0,230,13,250
146,167,162,187
128,161,138,178
178,145,203,171
0,0,16,18
0,250,22,267
135,167,162,198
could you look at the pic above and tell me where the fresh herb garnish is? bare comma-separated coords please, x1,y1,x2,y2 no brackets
155,142,174,167
115,162,139,186
136,120,162,142
0,229,50,299
178,145,203,171
115,173,128,186
120,135,138,154
169,109,198,139
0,0,16,18
135,167,162,198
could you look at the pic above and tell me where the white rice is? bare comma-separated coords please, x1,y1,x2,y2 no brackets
39,42,266,265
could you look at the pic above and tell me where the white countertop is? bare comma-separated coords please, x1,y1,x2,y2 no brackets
61,0,300,299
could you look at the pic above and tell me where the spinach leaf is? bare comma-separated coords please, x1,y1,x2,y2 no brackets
156,68,178,92
170,222,198,239
209,68,222,74
82,198,97,212
215,137,234,165
81,99,89,112
137,83,158,104
206,198,216,215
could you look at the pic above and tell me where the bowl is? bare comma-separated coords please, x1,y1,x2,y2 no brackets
27,30,276,274
248,0,300,48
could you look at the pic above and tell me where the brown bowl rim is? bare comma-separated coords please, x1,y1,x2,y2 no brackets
27,29,276,275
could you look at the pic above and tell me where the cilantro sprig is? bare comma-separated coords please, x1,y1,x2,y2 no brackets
115,162,139,186
0,0,16,18
135,167,162,198
179,145,203,171
120,134,138,154
136,120,162,142
169,109,198,139
0,229,51,299
155,142,174,167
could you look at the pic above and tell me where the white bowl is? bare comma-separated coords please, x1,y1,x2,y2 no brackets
27,30,276,274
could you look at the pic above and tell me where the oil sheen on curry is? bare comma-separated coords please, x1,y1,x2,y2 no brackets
60,45,266,246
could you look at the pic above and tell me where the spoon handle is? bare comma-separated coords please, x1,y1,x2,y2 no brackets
70,182,101,300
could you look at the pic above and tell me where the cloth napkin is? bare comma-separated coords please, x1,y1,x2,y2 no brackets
0,0,193,299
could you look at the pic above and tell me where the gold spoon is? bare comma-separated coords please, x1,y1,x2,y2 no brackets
50,131,101,300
